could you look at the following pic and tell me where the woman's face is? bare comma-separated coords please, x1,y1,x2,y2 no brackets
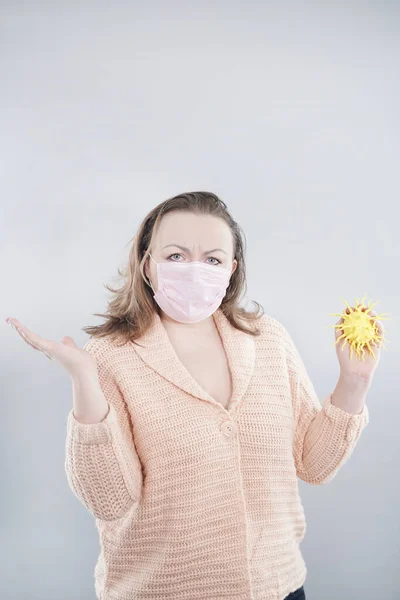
145,211,237,292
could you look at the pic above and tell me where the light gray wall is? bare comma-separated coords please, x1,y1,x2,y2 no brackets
2,2,399,599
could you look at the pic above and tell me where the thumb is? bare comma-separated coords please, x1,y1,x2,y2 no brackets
61,336,78,347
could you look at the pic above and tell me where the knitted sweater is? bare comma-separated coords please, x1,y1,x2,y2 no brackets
65,309,369,600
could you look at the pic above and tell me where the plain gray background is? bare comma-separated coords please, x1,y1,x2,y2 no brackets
2,2,399,599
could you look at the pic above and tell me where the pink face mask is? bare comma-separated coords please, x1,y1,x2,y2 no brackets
148,254,232,324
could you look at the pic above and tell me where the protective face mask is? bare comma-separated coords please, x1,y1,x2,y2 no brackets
148,254,232,324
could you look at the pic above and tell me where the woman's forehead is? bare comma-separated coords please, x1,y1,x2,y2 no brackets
154,212,234,249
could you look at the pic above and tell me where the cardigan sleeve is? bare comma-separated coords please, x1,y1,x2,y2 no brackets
281,323,369,485
64,338,143,520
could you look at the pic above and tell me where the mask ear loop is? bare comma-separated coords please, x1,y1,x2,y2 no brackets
145,252,156,291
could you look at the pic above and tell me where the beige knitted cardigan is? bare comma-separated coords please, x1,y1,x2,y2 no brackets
65,309,369,600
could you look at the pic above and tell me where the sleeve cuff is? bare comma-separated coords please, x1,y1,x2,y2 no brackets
322,393,369,442
68,403,117,445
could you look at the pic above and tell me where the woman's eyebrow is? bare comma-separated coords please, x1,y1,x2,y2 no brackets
162,244,191,252
204,248,227,255
162,244,227,255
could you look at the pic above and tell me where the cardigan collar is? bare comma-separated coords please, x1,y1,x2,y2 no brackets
131,308,255,416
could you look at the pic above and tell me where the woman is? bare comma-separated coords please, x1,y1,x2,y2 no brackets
6,191,380,600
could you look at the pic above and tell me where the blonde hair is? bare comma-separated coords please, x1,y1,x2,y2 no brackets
82,191,264,346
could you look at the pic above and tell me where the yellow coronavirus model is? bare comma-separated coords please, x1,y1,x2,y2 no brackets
329,295,391,361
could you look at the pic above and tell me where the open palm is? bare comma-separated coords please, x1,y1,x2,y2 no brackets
5,317,96,376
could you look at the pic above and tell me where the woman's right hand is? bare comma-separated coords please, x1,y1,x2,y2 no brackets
5,317,97,378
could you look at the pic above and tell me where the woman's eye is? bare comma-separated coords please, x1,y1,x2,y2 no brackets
169,253,183,261
206,257,221,265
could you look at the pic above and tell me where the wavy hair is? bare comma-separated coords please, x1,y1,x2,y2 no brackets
82,191,264,346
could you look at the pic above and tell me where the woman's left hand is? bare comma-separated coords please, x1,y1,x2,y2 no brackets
334,308,384,381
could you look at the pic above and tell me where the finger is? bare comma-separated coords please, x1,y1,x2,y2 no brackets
6,318,53,356
334,321,347,343
7,318,40,349
364,310,384,335
15,329,53,359
374,320,385,339
17,328,47,352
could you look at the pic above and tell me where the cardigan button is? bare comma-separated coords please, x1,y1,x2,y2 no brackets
346,418,358,442
220,420,237,438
